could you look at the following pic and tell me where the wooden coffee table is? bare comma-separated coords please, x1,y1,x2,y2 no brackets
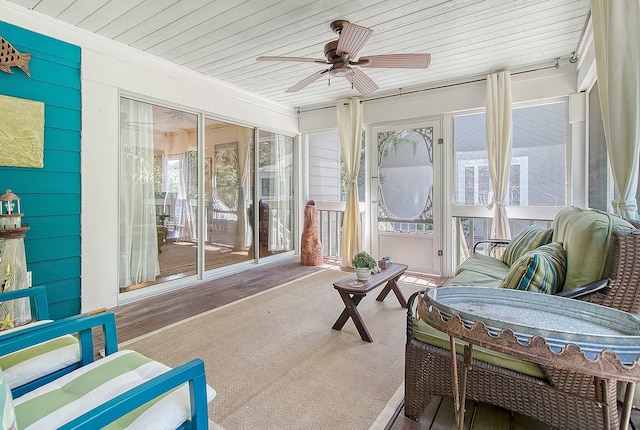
332,263,408,342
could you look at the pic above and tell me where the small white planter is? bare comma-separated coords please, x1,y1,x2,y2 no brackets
355,267,372,281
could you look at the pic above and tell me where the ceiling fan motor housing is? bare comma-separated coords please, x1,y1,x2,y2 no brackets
324,40,353,76
324,40,340,61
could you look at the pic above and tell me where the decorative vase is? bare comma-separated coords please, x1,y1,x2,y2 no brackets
355,267,372,281
300,200,323,266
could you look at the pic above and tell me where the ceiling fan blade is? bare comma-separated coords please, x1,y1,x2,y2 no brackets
286,69,328,92
346,68,379,95
359,54,431,69
257,56,328,64
336,22,373,58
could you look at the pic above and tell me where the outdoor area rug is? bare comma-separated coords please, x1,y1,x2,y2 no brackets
121,266,444,429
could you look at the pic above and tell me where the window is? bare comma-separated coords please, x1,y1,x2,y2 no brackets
307,131,365,203
454,101,567,207
377,126,434,234
458,159,528,206
588,82,609,211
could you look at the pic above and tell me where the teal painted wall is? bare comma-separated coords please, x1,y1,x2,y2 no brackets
0,21,81,319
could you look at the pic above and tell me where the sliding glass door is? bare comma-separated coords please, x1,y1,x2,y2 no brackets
119,97,295,293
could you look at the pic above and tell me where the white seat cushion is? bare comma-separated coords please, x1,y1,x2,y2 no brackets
0,320,81,390
13,349,216,430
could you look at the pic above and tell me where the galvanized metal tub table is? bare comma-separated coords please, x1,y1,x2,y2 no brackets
418,286,640,430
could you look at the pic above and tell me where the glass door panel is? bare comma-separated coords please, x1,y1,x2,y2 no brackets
257,130,295,257
204,118,255,269
119,98,198,291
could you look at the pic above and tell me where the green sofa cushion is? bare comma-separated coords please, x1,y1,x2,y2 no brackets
501,225,553,266
455,253,510,279
412,318,545,379
553,207,634,291
445,269,504,288
499,242,567,294
447,253,510,287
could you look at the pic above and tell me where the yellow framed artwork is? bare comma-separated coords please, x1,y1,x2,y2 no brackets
0,94,44,168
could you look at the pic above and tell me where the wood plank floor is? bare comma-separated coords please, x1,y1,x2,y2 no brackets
111,255,323,343
388,397,554,430
105,256,640,430
388,397,640,430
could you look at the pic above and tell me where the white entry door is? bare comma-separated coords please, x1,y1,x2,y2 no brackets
370,120,442,275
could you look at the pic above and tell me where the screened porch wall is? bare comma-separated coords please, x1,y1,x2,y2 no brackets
300,63,581,276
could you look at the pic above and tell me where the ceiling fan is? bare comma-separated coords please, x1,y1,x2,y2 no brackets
256,20,431,95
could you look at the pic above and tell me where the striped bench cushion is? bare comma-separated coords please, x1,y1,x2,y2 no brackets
13,350,216,430
0,320,81,390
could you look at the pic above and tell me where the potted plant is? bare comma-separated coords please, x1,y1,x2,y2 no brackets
352,251,376,281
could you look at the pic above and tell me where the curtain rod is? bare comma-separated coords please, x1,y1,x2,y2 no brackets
298,62,559,114
570,9,591,63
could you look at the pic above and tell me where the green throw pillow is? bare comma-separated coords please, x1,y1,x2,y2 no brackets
0,366,17,430
500,242,567,294
502,225,553,266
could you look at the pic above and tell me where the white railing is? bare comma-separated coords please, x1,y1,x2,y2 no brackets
313,201,366,259
312,202,556,265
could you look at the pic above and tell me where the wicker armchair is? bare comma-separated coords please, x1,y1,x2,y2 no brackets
404,222,640,430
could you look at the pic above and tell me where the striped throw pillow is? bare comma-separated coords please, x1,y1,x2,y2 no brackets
502,225,553,266
499,242,567,294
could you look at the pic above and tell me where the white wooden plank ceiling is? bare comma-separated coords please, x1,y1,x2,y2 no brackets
7,0,591,109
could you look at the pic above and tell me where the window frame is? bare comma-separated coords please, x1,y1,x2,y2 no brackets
451,96,570,220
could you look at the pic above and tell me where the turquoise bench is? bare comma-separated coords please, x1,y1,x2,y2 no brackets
0,286,82,397
0,311,215,429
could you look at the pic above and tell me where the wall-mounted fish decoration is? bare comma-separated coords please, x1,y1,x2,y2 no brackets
0,36,31,77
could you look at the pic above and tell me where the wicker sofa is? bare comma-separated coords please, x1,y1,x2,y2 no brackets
404,207,640,430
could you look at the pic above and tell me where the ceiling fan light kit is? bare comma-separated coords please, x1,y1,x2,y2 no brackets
257,20,431,95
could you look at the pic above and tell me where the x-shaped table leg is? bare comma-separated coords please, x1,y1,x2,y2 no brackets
332,292,373,342
375,275,408,308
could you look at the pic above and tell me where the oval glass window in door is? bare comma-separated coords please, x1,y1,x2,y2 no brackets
377,127,433,233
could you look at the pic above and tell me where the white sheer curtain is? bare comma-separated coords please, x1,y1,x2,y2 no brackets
485,71,513,240
337,98,364,267
456,217,471,262
119,98,160,286
268,134,293,251
591,0,640,220
177,142,197,242
235,129,253,250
